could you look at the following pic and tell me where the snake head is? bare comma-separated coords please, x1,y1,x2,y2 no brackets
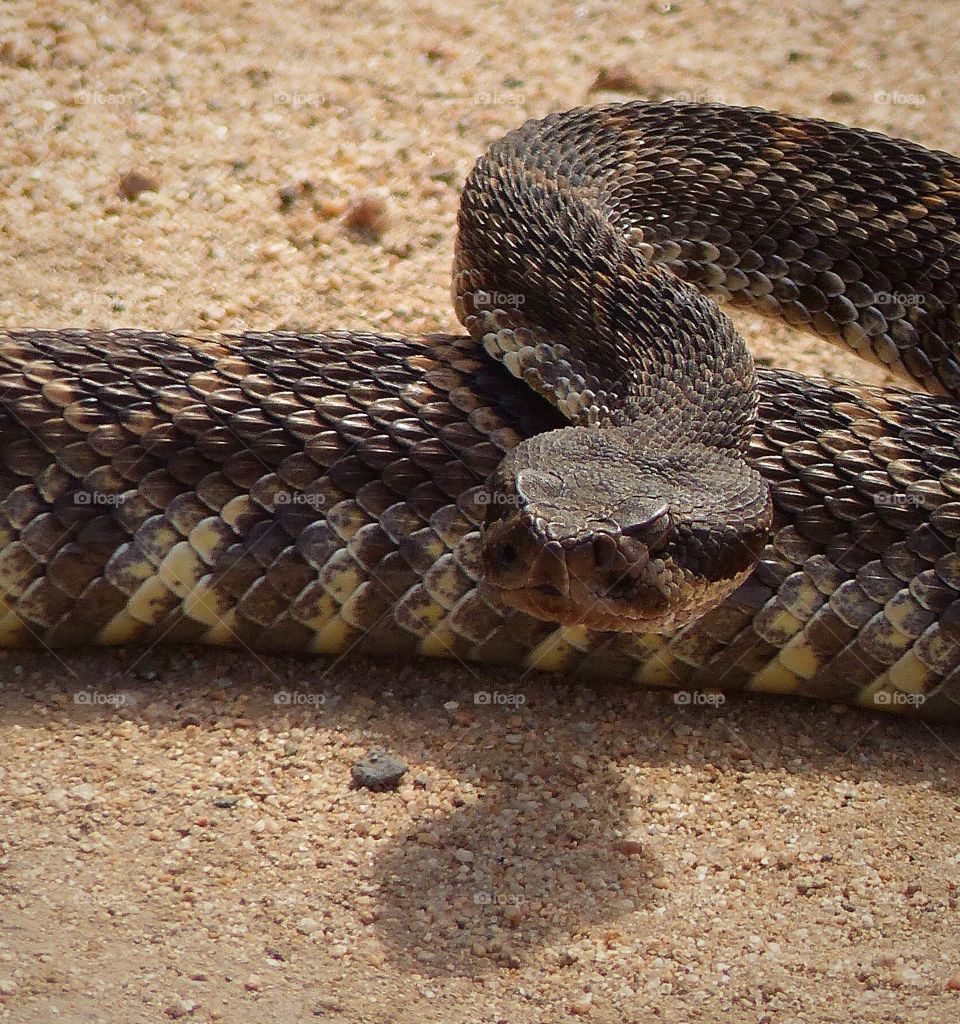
481,425,772,633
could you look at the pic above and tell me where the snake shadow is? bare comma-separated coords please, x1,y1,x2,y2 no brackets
0,644,957,979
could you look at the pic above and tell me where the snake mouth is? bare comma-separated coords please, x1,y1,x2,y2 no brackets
480,469,768,633
482,514,680,630
496,579,675,632
497,558,757,633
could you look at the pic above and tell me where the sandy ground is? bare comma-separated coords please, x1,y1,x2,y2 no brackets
1,1,959,1021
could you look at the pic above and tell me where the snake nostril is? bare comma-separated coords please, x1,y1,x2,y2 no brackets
497,542,519,569
592,533,619,570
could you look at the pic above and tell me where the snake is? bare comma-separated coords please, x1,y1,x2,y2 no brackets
2,101,960,723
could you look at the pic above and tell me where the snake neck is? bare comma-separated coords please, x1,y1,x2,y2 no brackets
453,170,760,456
454,110,772,633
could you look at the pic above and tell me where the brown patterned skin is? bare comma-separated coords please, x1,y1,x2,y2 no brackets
454,102,960,644
1,102,960,721
0,329,958,721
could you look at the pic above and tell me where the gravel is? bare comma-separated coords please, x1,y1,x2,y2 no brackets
350,749,409,791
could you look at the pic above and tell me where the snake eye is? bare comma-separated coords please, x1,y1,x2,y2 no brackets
605,576,636,599
621,504,671,553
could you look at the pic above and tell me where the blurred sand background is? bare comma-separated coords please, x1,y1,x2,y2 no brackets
1,1,959,1021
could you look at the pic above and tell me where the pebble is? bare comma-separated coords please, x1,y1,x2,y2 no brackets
569,992,593,1015
0,40,34,68
46,787,69,810
946,970,960,991
118,170,159,201
590,64,645,93
342,192,391,240
296,916,320,935
69,783,97,801
277,179,314,211
350,749,408,791
164,999,196,1019
891,965,922,986
0,978,16,996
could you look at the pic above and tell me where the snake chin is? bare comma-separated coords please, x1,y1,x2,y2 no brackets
481,512,758,633
480,425,772,633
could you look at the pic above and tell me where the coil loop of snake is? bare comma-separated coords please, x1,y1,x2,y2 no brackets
2,102,960,722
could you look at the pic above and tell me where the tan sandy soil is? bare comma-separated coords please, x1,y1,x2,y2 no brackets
1,1,959,1021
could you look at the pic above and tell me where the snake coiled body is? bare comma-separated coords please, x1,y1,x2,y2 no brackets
2,102,960,722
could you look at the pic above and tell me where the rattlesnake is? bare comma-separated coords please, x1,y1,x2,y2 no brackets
1,102,959,721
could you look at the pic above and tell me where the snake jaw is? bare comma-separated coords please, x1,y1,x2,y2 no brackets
480,424,771,633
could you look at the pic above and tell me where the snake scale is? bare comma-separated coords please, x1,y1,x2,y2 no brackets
2,102,960,722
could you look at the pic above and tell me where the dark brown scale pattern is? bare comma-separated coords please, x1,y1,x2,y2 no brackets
3,103,960,721
0,331,560,655
0,330,958,721
501,103,960,398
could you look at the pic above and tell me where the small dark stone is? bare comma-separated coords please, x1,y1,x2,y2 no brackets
118,169,159,201
214,796,240,808
589,64,645,94
278,180,316,212
342,192,390,240
351,749,408,791
0,40,36,69
278,184,300,211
